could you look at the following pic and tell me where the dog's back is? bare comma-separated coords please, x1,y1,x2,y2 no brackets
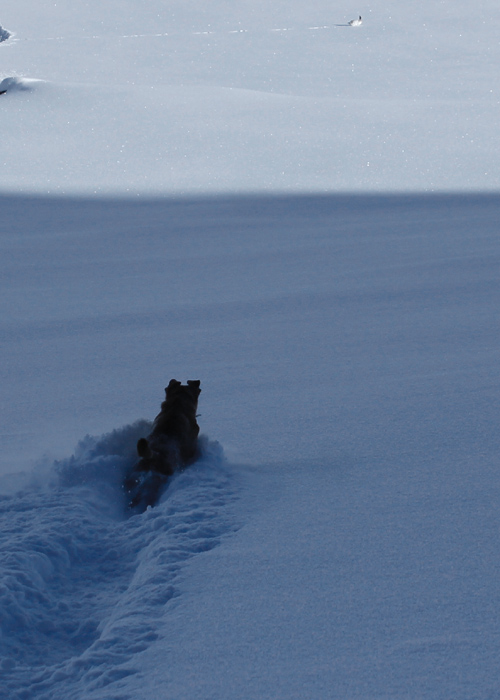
136,379,201,474
124,380,202,509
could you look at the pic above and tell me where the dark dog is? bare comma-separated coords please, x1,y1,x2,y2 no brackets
124,379,201,509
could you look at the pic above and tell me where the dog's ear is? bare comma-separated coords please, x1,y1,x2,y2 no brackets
187,380,201,396
165,379,182,395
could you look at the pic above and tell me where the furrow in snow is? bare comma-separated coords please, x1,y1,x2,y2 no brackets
0,427,239,700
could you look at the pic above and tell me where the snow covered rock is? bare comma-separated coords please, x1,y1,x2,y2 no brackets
0,24,11,42
0,76,38,94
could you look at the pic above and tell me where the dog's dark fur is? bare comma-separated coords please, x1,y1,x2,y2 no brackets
124,380,201,509
135,379,201,475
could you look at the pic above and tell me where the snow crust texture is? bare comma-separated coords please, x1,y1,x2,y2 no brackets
0,430,237,700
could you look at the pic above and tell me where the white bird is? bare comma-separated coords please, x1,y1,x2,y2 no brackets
348,16,362,26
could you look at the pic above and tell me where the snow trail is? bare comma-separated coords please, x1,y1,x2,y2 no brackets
4,20,359,45
0,428,238,700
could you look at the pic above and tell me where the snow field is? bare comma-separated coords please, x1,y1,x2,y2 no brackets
1,1,500,192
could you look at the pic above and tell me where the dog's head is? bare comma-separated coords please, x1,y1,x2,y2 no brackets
164,379,201,403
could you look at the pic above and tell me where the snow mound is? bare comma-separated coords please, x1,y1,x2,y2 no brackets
0,24,11,42
0,426,238,699
0,76,41,93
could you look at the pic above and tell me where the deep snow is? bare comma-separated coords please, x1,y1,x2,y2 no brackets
2,0,500,698
2,192,500,699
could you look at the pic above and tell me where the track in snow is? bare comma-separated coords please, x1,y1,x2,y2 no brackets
6,19,361,44
0,425,239,700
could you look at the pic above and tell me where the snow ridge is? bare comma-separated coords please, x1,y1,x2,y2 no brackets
0,427,239,700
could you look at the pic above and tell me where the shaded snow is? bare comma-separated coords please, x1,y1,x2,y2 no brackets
2,192,500,699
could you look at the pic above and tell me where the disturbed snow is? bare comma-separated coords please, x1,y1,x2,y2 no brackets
1,433,237,700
